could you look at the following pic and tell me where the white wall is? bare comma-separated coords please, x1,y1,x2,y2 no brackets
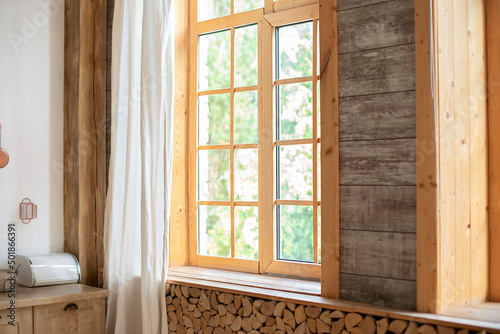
0,0,64,268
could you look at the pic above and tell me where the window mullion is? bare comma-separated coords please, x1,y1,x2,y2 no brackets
230,27,236,259
312,18,318,264
259,19,275,274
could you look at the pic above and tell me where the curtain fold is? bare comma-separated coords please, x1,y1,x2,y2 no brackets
103,0,174,332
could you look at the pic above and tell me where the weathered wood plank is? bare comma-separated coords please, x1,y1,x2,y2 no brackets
64,0,107,286
415,0,439,314
339,91,416,141
339,139,416,186
337,0,388,11
340,186,416,233
340,230,416,280
340,273,416,311
338,0,414,54
338,44,415,97
319,0,340,298
106,0,114,188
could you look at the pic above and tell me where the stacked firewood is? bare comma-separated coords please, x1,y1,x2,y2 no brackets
166,284,481,334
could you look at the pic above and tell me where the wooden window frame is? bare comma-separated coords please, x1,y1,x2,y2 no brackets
171,0,339,298
416,0,498,313
188,0,322,278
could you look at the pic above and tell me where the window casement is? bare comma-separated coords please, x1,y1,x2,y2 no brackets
188,0,323,279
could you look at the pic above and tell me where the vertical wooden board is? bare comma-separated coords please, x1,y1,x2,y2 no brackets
188,0,199,266
338,44,416,97
65,0,107,286
415,0,439,314
340,273,416,311
339,139,416,186
486,0,500,302
259,19,275,273
337,0,415,54
106,0,114,189
436,0,456,311
94,0,108,276
64,0,81,263
468,0,488,305
340,186,416,233
340,230,417,280
170,0,190,266
320,0,340,299
452,0,471,309
78,0,102,286
339,91,416,141
265,0,274,13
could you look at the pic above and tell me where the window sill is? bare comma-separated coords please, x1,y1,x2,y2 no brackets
167,266,500,332
167,266,321,296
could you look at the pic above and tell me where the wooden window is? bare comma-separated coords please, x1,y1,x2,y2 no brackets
188,0,323,279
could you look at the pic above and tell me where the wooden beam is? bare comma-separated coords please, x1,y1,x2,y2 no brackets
169,0,190,267
468,0,488,306
64,0,107,286
319,0,340,299
487,0,500,302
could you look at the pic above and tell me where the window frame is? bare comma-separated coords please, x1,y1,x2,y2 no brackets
186,0,331,281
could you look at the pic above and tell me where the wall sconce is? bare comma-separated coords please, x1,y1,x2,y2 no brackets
20,198,37,224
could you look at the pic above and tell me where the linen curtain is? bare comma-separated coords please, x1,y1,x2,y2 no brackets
103,0,174,332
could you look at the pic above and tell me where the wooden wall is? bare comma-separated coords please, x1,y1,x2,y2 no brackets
336,0,417,310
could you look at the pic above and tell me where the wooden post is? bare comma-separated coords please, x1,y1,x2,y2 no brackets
319,0,340,299
169,0,190,267
64,0,107,286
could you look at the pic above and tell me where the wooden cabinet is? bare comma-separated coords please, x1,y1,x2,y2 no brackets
33,298,106,334
0,285,107,334
0,308,32,334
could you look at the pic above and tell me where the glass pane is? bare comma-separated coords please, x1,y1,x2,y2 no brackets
235,0,264,13
235,91,258,144
317,143,321,200
317,80,321,137
278,22,313,80
198,150,230,201
198,94,230,145
235,25,258,87
198,0,231,22
199,30,231,91
198,205,231,257
278,205,313,262
279,82,313,140
279,144,313,200
318,205,321,263
235,207,259,260
235,149,258,201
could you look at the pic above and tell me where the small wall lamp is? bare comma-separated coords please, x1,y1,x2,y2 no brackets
20,198,37,224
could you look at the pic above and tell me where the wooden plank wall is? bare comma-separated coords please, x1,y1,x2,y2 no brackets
336,0,417,310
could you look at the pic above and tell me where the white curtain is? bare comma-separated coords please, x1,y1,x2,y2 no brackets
103,0,174,332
